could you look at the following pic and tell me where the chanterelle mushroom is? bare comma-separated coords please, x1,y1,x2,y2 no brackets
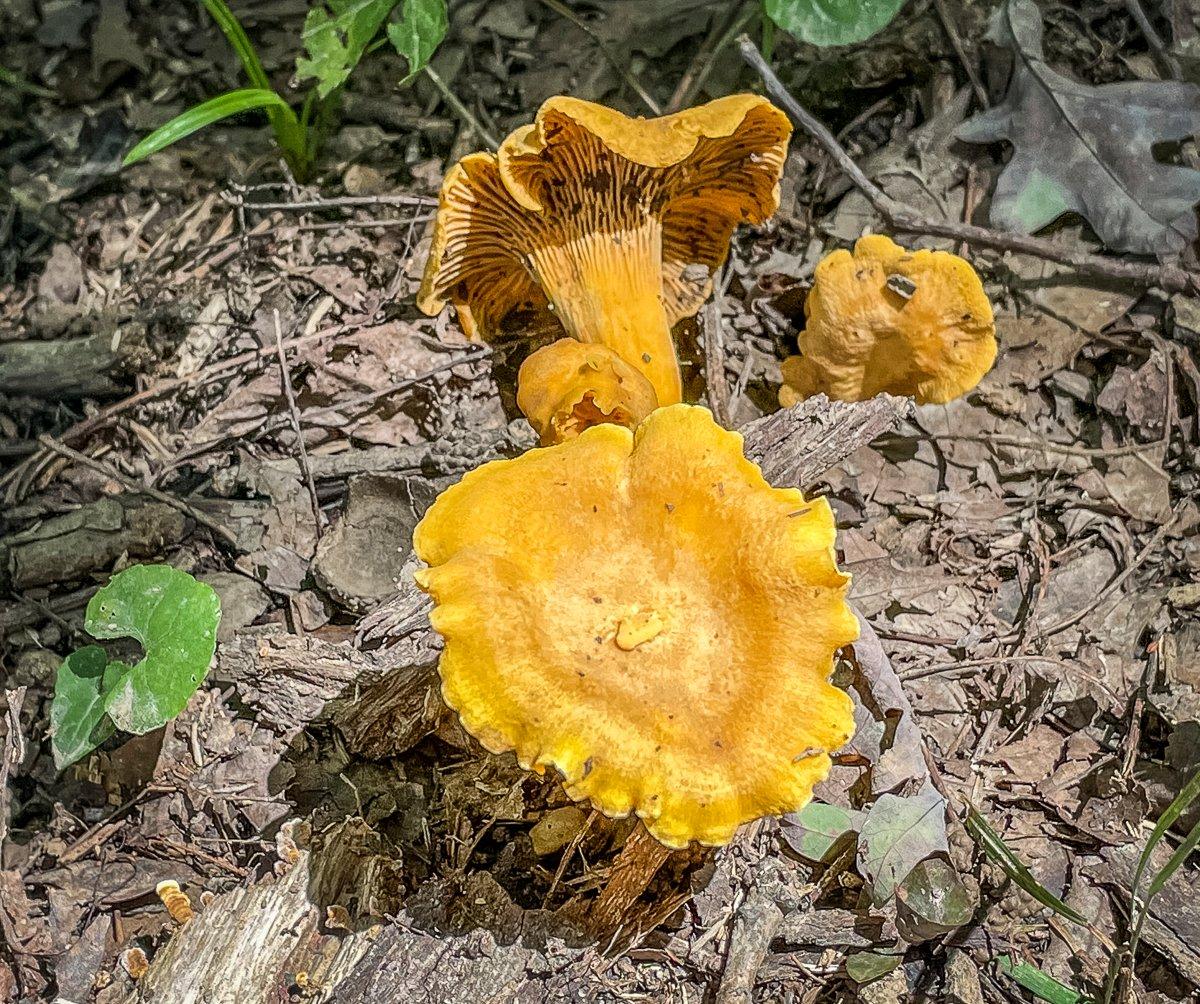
413,404,857,850
517,338,658,445
780,235,997,406
418,95,792,406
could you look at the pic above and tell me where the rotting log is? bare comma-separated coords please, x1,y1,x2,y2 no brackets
0,497,188,590
0,326,152,398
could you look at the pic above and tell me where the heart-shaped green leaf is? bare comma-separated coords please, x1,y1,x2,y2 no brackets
763,0,908,48
51,646,117,769
86,565,221,734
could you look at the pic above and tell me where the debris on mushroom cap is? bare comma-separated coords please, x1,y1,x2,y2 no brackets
517,338,658,445
780,235,997,406
413,404,857,849
418,95,792,407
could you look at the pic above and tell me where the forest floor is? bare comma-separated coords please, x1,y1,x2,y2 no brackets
2,1,1200,1002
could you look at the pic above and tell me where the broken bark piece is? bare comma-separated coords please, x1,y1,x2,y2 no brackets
742,393,913,489
0,496,187,589
218,628,442,759
311,474,437,612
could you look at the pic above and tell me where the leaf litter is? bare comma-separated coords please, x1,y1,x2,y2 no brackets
1,0,1200,1001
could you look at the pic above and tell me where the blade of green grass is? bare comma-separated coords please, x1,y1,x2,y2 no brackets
122,89,296,166
1149,814,1200,897
965,805,1090,927
201,0,272,90
997,956,1087,1004
0,64,57,98
1136,765,1200,897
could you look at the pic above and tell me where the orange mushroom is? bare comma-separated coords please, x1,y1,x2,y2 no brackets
780,235,997,406
413,405,857,852
418,95,793,406
517,338,658,445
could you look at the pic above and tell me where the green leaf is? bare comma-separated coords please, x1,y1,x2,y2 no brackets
996,956,1085,1004
781,802,864,860
51,646,116,768
298,0,401,99
845,951,903,984
85,565,221,734
201,0,272,90
964,804,1090,927
895,858,975,932
858,790,948,904
387,0,448,84
1137,764,1200,898
763,0,908,47
122,89,298,166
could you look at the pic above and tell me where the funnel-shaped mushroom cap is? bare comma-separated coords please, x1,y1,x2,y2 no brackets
518,339,658,445
414,405,857,848
781,235,997,406
419,95,792,406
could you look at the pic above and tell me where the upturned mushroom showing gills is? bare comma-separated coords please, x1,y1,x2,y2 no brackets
517,338,658,445
780,235,997,406
418,95,792,407
413,404,857,850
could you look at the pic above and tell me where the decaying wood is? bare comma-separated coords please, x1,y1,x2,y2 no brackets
0,496,188,589
742,393,912,489
0,325,152,398
213,421,536,496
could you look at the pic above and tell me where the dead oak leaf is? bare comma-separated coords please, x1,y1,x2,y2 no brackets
958,0,1200,255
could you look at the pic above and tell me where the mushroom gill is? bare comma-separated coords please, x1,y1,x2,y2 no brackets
418,95,793,406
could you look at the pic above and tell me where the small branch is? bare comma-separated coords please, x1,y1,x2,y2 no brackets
932,0,989,106
536,0,662,115
35,435,239,549
736,34,1200,296
422,66,500,150
1123,0,1183,79
703,265,735,428
273,310,324,540
588,822,674,937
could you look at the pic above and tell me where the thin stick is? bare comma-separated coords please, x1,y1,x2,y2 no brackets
423,66,500,150
233,194,434,211
668,2,757,113
36,435,239,549
932,0,989,105
272,310,323,539
536,0,662,115
736,35,1200,296
1123,0,1182,79
703,265,735,428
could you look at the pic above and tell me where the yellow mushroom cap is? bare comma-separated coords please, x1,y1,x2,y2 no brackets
413,404,858,849
781,235,997,406
517,338,658,445
418,95,792,406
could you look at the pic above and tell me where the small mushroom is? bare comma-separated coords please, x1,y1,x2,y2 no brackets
418,95,792,406
780,235,997,406
517,338,658,445
413,405,857,853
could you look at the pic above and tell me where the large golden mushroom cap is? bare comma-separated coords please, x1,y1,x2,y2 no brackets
517,338,658,445
414,405,857,849
780,235,997,406
418,95,792,406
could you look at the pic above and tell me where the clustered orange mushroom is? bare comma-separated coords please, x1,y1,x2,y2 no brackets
418,94,792,411
780,235,997,406
415,93,996,936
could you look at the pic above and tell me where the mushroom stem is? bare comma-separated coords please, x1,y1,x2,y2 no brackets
588,821,675,937
528,220,682,406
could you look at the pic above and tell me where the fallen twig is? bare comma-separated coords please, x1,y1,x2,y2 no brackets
36,435,239,549
273,310,324,540
737,34,1200,296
